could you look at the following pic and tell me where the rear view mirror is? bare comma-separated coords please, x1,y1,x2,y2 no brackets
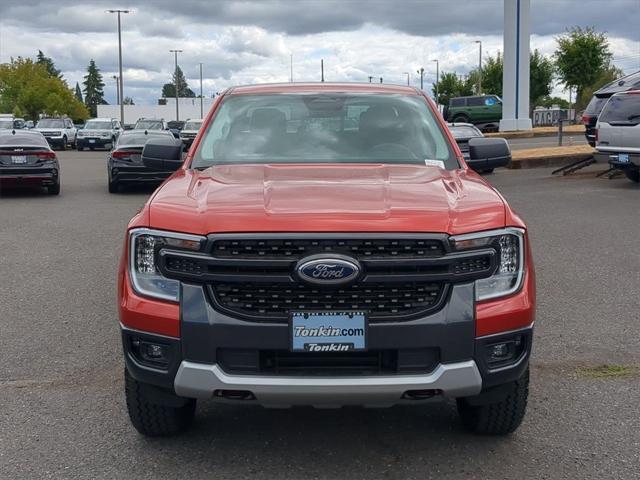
142,137,184,171
467,137,511,172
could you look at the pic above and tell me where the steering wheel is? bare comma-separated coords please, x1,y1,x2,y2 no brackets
369,143,418,160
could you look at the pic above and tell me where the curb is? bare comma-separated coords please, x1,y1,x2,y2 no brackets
507,152,594,169
486,127,584,139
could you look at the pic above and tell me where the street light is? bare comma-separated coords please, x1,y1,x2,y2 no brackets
417,67,424,90
169,49,183,121
199,62,204,118
475,40,482,95
403,71,410,86
432,59,439,105
106,9,130,124
112,75,120,105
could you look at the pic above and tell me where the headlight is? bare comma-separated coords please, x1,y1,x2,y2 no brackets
128,228,205,302
451,228,525,301
77,131,85,137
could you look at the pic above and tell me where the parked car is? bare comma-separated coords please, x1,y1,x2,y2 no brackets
118,83,533,437
167,120,185,139
24,120,35,129
447,122,508,174
33,118,77,150
179,118,203,148
107,129,176,193
596,90,640,183
582,70,640,147
134,118,168,131
444,95,502,131
77,118,122,151
0,116,26,130
0,129,60,194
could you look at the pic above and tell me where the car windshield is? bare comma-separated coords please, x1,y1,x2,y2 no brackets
85,121,112,129
192,93,455,169
449,126,482,138
599,94,640,124
184,121,202,130
135,120,163,129
37,119,65,128
0,120,14,129
117,132,166,146
0,132,49,146
584,96,609,116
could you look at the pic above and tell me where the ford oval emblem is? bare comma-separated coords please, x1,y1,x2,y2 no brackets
296,254,361,285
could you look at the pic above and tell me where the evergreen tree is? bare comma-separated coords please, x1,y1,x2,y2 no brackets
123,96,135,105
74,82,83,103
36,50,62,79
83,59,105,117
165,66,195,98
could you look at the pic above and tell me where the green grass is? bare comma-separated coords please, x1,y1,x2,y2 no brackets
576,365,637,379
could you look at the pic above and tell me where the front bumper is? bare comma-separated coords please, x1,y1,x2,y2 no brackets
122,281,533,407
78,137,112,148
174,360,482,406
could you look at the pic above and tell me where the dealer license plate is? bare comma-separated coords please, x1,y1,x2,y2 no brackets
89,139,96,144
291,311,367,352
11,156,27,164
618,153,629,163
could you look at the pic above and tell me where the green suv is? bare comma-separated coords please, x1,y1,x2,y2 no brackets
444,95,502,130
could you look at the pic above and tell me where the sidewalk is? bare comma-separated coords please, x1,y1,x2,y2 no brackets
507,145,594,169
487,124,584,139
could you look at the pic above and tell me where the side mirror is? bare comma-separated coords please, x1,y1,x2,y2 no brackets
467,137,511,172
142,137,184,171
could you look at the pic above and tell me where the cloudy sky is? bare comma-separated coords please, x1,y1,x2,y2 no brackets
1,0,638,105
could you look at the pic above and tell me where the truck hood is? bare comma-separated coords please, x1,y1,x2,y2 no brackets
147,164,506,235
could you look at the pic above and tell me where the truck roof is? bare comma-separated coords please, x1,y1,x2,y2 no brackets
228,82,421,96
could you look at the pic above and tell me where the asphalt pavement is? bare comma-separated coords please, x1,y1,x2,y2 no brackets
1,150,638,479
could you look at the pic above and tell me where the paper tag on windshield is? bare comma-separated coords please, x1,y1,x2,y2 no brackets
424,159,445,169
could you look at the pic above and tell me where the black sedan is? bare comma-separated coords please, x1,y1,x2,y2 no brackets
448,122,498,174
0,129,60,195
107,129,178,193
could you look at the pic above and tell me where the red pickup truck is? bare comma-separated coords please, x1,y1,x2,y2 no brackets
118,83,535,437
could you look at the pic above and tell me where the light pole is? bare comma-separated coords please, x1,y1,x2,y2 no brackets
475,40,482,95
169,49,183,121
112,75,120,105
432,59,439,105
199,62,204,118
403,72,410,86
106,9,130,124
417,67,424,90
290,54,293,82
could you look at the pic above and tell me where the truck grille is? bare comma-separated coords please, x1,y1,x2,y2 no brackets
211,238,444,259
211,281,445,321
158,234,498,323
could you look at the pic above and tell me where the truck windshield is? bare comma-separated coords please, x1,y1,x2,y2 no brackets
85,121,112,129
37,119,65,128
191,93,456,169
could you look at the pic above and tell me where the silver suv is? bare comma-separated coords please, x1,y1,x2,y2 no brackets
77,117,122,151
596,90,640,183
179,118,203,148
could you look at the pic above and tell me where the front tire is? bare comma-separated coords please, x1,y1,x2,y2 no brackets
61,136,67,151
452,114,469,123
625,169,639,183
108,180,120,193
124,369,196,437
457,368,529,435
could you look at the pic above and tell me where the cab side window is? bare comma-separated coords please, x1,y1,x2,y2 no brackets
467,97,485,107
451,98,465,107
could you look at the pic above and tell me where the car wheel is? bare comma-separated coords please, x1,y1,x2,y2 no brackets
481,168,495,174
108,180,120,193
77,145,83,151
625,169,639,183
457,368,529,435
453,114,469,123
61,136,67,151
124,368,196,437
47,181,61,195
